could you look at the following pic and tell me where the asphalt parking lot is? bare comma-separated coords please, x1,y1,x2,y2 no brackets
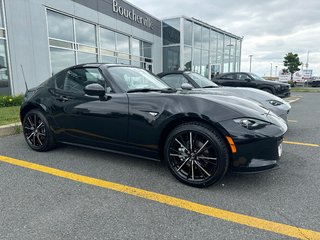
0,92,319,240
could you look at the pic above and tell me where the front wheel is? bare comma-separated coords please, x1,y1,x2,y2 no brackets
22,109,56,152
261,88,274,94
164,122,229,188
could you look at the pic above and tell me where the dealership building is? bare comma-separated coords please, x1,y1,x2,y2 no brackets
0,0,242,95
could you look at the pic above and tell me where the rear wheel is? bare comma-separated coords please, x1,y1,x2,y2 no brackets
23,109,56,152
164,122,229,188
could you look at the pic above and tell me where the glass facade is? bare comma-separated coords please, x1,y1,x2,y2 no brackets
47,10,153,75
0,0,10,95
163,17,242,79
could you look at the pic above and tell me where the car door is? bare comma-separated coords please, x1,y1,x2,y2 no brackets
235,73,256,87
216,73,237,86
50,67,128,149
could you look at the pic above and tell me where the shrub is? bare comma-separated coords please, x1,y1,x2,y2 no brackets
0,95,24,107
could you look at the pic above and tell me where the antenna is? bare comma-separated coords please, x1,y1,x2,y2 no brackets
21,65,28,91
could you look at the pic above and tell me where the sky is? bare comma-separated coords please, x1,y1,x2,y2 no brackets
128,0,320,76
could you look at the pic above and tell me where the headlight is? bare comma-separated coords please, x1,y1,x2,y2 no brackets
268,100,283,106
234,118,271,130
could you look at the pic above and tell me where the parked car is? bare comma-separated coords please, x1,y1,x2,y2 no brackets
20,64,287,188
158,71,291,122
212,72,291,98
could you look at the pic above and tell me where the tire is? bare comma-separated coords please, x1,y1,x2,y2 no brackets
164,122,229,188
261,88,274,94
22,109,56,152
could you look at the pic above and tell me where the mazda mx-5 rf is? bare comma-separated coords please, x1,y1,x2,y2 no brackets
20,64,287,188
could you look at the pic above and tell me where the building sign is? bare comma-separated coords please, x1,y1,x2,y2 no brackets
72,0,161,37
112,0,152,29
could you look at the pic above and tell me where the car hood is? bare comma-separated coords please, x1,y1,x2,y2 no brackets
211,87,290,107
177,89,286,127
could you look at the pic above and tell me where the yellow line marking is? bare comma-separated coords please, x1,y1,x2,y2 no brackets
285,97,300,104
288,120,298,123
0,155,319,240
284,141,319,147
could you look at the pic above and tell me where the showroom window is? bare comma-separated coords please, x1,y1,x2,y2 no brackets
100,27,117,64
0,0,10,95
47,10,153,74
163,46,180,72
163,18,180,46
193,24,202,49
75,20,98,64
184,20,192,46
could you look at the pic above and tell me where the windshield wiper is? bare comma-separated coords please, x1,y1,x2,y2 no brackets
203,85,218,88
127,88,176,93
127,88,162,93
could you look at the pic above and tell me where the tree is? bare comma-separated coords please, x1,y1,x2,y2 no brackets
283,52,302,80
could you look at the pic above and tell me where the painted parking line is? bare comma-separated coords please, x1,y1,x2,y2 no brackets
0,155,319,240
284,141,319,147
288,120,298,123
285,97,300,104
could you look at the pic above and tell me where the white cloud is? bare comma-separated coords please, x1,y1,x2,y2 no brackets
128,0,320,76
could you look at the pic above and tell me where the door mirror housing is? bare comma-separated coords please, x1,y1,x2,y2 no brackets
84,83,105,97
245,78,251,82
181,83,193,90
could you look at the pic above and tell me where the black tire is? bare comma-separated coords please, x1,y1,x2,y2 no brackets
22,109,56,152
164,122,229,188
261,88,274,94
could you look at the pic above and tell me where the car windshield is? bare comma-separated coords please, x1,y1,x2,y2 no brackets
248,73,264,81
186,72,218,88
108,67,170,92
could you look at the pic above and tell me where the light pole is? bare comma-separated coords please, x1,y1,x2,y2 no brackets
249,55,253,72
270,63,273,77
275,66,278,77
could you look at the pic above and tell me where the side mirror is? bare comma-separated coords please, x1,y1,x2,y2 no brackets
84,83,105,97
181,83,193,90
245,78,251,82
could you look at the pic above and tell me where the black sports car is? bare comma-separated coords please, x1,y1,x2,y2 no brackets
212,72,291,98
20,64,287,187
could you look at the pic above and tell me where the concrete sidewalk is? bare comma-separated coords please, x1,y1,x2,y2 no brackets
0,122,22,137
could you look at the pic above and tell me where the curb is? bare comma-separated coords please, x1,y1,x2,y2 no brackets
0,122,22,137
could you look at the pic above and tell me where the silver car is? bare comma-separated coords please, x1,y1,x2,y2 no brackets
158,71,291,122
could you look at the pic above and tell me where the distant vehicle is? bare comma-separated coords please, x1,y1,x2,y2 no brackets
212,72,291,98
158,71,291,122
310,76,320,87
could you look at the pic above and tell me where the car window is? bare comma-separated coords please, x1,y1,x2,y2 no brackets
220,74,234,80
249,73,265,81
56,68,110,94
236,73,250,81
108,67,168,92
186,72,218,88
161,74,189,88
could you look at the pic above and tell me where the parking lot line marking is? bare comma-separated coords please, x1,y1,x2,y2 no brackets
284,141,319,147
0,155,319,240
285,97,300,104
288,120,298,123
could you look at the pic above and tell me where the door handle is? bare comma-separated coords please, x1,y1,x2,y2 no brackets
56,96,69,102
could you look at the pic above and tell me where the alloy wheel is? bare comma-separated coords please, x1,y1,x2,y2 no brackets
168,130,218,182
24,113,47,147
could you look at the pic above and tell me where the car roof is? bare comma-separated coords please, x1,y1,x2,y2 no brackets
69,63,134,69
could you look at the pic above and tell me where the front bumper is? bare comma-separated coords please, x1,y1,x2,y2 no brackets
231,137,283,172
219,117,286,173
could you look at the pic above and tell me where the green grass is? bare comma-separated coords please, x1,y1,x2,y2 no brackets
291,87,320,93
0,106,20,126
